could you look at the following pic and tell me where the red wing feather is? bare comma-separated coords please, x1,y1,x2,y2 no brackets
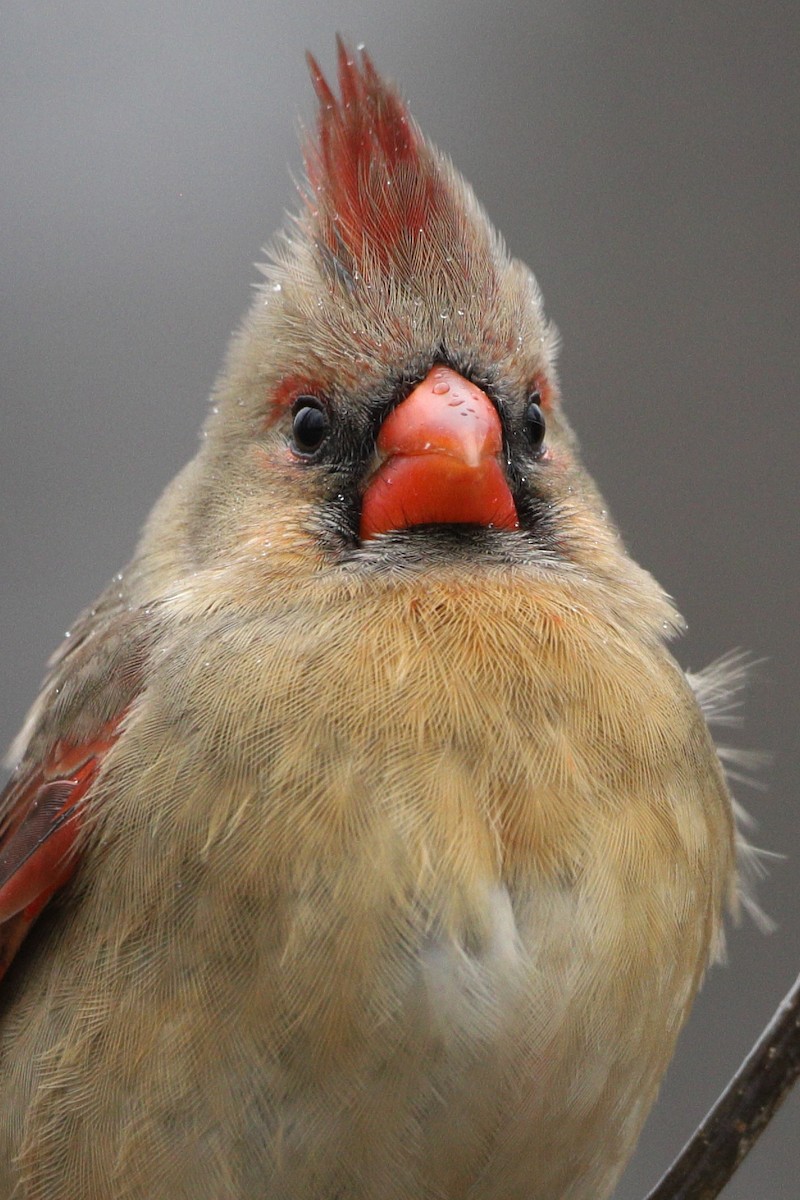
0,719,122,982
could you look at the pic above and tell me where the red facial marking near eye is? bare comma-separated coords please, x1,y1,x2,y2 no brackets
267,375,324,427
536,376,555,411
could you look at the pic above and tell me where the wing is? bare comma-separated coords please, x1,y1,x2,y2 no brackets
0,592,152,985
0,719,124,982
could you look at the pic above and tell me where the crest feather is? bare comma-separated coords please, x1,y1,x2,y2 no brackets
303,39,452,275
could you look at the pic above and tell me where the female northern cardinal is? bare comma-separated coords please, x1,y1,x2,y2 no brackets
0,39,740,1200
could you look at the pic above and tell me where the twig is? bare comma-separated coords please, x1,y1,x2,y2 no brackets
643,971,800,1199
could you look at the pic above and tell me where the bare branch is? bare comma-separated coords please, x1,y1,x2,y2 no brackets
644,971,800,1199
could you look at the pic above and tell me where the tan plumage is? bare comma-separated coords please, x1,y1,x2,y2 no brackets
0,41,737,1199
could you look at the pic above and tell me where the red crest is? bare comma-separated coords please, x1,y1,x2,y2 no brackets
304,39,449,275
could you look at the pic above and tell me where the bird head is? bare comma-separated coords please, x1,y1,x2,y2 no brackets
148,39,675,640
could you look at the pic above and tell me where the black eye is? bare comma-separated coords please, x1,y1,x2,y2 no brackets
524,391,546,453
291,397,330,456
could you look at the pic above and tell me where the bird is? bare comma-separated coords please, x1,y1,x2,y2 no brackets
0,38,742,1200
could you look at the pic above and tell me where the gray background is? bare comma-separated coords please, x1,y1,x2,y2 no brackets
2,2,797,1195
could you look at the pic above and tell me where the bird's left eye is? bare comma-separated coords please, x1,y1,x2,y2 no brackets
524,390,546,454
291,397,330,456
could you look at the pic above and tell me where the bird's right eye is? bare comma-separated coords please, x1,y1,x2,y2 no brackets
523,389,546,454
291,397,330,456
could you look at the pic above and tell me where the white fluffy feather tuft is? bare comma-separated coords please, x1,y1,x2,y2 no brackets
688,651,774,932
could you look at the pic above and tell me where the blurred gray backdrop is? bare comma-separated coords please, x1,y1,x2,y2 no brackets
2,2,798,1195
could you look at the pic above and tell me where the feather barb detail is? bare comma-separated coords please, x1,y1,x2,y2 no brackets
303,37,448,272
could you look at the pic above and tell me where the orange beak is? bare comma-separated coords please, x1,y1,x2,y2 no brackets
359,366,519,541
